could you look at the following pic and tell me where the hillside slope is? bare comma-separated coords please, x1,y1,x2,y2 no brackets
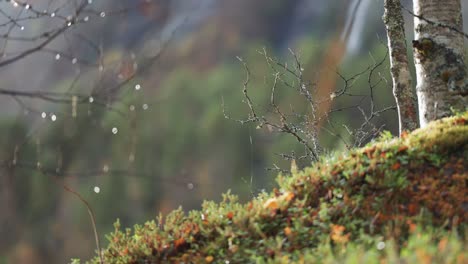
87,113,467,263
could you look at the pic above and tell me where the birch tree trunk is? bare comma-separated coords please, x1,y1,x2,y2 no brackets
383,0,419,135
413,0,467,127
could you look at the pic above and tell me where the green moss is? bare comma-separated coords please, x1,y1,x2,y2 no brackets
85,113,468,263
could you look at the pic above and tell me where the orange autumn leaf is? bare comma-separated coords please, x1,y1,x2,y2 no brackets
392,162,401,170
263,198,279,210
263,191,294,211
284,191,295,202
438,238,448,251
330,224,345,234
205,256,214,263
247,202,253,211
406,220,417,233
363,146,377,159
120,248,129,256
182,226,191,235
453,117,466,125
174,238,185,248
284,227,292,236
400,130,409,139
397,145,409,153
330,224,350,244
226,211,234,220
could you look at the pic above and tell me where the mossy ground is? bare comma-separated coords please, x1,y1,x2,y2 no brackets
85,113,468,264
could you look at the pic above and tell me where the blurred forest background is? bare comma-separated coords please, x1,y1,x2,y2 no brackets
0,0,467,263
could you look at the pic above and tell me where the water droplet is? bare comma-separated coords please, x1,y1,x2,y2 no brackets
142,104,148,110
187,183,194,190
20,26,24,30
135,84,141,90
88,0,93,4
13,2,18,7
55,53,61,60
83,16,89,22
50,12,56,17
94,186,100,193
41,112,47,118
102,165,109,173
50,114,57,122
25,4,30,9
377,241,386,250
129,105,135,111
67,22,72,27
100,12,106,18
72,58,78,64
112,127,118,134
89,96,94,103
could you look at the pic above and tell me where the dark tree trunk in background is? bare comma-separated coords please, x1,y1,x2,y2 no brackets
383,0,419,135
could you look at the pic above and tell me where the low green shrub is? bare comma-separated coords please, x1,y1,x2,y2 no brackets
84,113,467,263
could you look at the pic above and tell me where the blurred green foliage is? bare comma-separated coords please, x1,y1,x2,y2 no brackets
0,35,397,262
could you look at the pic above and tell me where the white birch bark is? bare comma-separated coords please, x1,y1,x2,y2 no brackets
383,0,419,134
413,0,467,127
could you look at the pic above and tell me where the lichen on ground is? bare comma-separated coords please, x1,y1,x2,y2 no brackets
85,112,468,264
